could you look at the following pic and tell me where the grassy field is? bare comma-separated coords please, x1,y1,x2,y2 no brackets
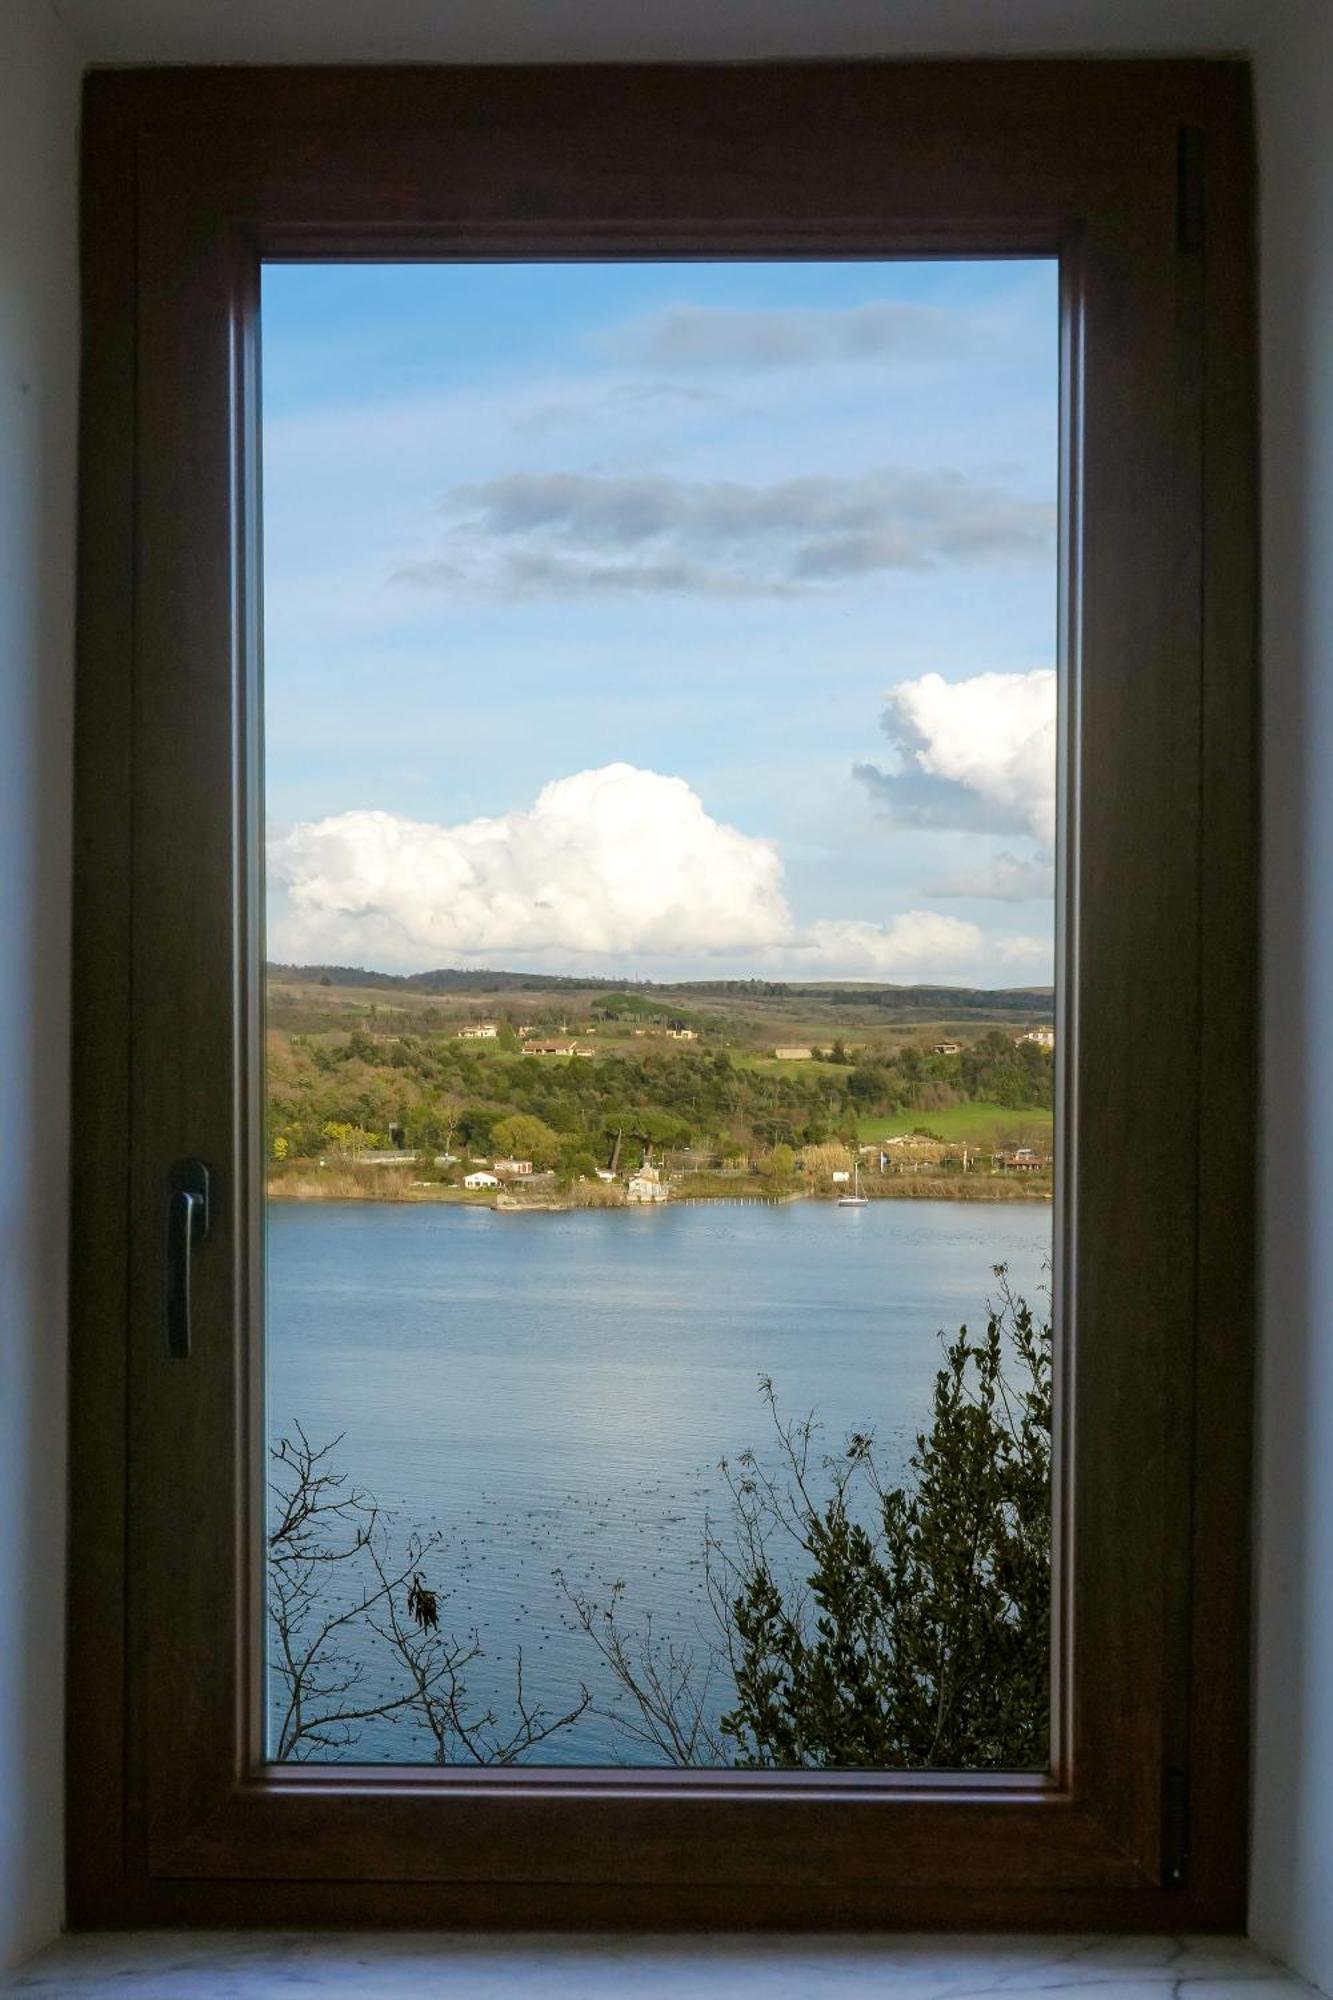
856,1102,1054,1147
740,1054,858,1079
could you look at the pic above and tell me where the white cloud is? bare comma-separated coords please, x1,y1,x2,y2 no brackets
857,669,1057,850
268,762,1049,983
269,764,789,970
797,913,987,974
924,851,1056,904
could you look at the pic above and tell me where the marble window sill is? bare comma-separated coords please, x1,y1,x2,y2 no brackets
3,1932,1318,1999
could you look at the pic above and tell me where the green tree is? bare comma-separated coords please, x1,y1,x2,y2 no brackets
568,1278,1051,1774
719,1280,1050,1768
490,1112,562,1170
846,1063,889,1107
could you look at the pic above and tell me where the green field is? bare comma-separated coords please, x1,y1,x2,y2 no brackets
856,1102,1054,1147
741,1054,857,1080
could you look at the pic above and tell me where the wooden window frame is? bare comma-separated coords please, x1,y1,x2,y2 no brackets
69,59,1256,1930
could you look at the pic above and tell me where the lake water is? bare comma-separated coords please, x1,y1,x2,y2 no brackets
266,1197,1051,1765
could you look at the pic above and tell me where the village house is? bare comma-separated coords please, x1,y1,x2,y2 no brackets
492,1157,533,1177
463,1171,500,1189
626,1161,669,1203
773,1045,813,1061
666,1027,697,1041
934,1041,962,1056
993,1146,1050,1173
1016,1026,1055,1049
523,1039,577,1057
456,1021,499,1040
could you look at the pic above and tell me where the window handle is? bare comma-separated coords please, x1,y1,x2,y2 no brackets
166,1159,210,1360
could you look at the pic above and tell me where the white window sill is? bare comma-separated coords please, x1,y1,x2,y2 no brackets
3,1932,1315,1998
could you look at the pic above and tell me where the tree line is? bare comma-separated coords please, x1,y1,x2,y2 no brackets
266,1026,1053,1174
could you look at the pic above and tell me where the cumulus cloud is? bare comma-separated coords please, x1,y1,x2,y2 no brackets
857,669,1057,852
268,762,1047,981
394,469,1056,601
604,301,961,371
270,765,789,969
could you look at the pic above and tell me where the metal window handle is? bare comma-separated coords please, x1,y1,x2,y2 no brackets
166,1159,210,1360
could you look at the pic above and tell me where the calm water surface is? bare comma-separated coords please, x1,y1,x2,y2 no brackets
266,1198,1051,1764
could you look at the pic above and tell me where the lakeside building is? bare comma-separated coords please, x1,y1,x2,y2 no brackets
493,1157,533,1177
626,1161,669,1204
463,1170,500,1189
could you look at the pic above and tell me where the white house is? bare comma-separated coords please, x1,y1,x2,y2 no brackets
626,1163,668,1203
492,1157,532,1176
456,1021,499,1040
463,1171,500,1189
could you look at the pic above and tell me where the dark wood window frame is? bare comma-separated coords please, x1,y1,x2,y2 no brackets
69,59,1256,1930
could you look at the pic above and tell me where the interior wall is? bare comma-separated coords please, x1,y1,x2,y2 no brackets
0,0,81,1972
1249,4,1333,1992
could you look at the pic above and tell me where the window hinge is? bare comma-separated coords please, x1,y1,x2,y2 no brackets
1161,1763,1190,1888
1178,126,1206,254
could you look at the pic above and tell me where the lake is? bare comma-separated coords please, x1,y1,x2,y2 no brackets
266,1197,1051,1765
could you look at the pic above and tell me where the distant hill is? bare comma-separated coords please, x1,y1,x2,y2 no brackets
267,963,1053,1020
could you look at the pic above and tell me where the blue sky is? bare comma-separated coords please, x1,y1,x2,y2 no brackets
262,259,1059,984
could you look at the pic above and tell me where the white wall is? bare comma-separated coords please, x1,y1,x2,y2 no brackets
0,0,81,1971
1249,5,1333,1992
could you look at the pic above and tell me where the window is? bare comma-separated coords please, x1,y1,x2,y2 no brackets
260,253,1060,1777
70,60,1256,1926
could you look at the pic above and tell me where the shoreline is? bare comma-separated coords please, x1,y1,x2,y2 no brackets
266,1176,1053,1210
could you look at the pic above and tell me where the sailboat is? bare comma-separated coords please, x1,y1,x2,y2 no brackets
838,1157,869,1207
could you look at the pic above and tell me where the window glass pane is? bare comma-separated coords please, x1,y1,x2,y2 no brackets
261,259,1059,1768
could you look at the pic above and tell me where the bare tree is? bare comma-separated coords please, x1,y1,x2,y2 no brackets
556,1575,725,1767
268,1425,589,1763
